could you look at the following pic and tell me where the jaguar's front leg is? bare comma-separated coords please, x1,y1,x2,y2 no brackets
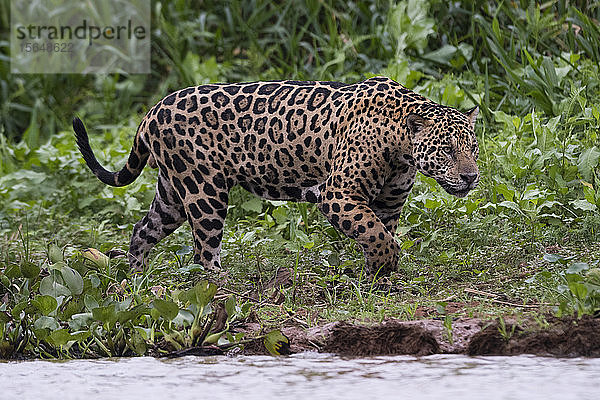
319,187,400,276
370,165,416,236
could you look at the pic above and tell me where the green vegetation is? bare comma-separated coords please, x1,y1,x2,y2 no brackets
1,0,600,359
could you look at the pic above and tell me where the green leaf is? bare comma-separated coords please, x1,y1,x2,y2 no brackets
48,244,64,264
175,245,192,256
582,185,597,205
264,330,291,356
568,282,588,300
492,17,501,42
241,197,263,213
34,316,59,331
70,331,91,342
48,261,66,271
327,252,341,266
88,273,101,288
61,267,84,296
0,311,11,323
577,146,600,182
172,310,195,327
4,264,21,279
84,294,99,311
543,253,562,263
593,105,600,122
178,288,194,304
498,200,523,215
292,229,313,248
116,305,149,324
82,248,110,269
118,297,133,312
571,199,597,212
135,326,151,341
39,275,71,298
567,263,590,274
152,299,179,321
131,329,147,355
178,264,204,274
422,44,457,65
464,198,482,214
92,304,117,326
401,239,415,250
541,57,558,88
424,198,441,209
32,295,58,316
494,183,515,202
11,300,29,319
49,329,72,346
225,296,236,317
272,206,289,225
200,302,213,318
69,313,93,331
203,331,223,345
193,280,217,307
20,262,40,279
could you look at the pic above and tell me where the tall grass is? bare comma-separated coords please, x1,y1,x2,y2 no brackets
2,1,599,145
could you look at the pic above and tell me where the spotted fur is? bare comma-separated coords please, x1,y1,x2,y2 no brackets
74,77,479,275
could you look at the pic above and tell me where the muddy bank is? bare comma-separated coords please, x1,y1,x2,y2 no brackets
467,316,600,357
241,315,600,357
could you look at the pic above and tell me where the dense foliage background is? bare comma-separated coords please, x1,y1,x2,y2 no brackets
0,0,599,358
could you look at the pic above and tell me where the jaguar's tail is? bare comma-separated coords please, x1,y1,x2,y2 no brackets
73,117,149,187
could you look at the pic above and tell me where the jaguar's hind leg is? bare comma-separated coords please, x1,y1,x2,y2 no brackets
179,172,230,272
128,172,186,270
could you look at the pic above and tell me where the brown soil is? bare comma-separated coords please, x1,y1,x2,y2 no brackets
320,321,439,356
467,316,600,357
238,315,600,358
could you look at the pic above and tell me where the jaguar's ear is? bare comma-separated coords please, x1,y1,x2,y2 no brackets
466,106,479,130
406,113,430,136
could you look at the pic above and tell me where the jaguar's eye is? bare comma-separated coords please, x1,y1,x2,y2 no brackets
442,145,454,156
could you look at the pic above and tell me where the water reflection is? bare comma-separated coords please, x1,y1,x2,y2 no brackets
1,353,599,400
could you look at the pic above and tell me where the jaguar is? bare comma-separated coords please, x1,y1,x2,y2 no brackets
74,76,479,275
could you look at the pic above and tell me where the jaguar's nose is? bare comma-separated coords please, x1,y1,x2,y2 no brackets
460,172,478,185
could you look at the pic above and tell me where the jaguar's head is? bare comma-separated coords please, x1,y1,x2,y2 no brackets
406,106,480,198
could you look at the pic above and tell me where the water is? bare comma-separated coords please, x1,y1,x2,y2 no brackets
1,353,599,400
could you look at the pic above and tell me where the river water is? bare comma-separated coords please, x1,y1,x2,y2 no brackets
1,353,599,400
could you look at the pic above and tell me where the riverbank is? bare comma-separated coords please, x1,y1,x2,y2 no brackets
236,315,600,358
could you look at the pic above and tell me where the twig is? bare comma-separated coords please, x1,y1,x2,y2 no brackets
218,287,258,302
437,294,457,302
464,288,500,298
464,288,555,308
